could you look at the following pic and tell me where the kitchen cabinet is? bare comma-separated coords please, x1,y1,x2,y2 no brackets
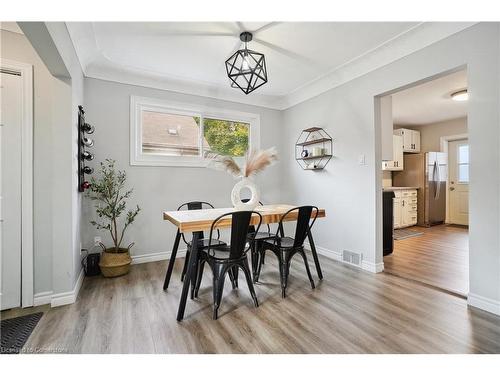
393,128,420,153
393,197,402,229
382,135,404,171
393,189,418,228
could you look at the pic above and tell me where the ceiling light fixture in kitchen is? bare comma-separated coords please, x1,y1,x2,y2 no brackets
225,32,268,95
451,89,468,101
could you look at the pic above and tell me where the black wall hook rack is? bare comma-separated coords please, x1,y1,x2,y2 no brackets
78,105,94,192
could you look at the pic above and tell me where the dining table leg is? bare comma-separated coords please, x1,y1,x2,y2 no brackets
177,231,200,321
163,229,181,290
308,231,323,280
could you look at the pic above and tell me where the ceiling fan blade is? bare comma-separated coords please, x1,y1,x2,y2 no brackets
235,22,245,33
253,38,322,68
158,31,236,37
251,22,281,35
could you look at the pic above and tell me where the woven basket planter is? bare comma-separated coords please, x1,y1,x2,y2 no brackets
99,248,132,278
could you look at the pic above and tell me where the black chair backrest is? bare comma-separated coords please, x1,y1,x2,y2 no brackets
208,211,263,259
178,201,217,244
240,199,271,233
276,206,319,248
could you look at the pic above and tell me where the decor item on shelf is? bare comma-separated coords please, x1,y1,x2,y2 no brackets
295,127,333,170
78,105,95,192
87,159,141,277
208,147,278,211
225,31,268,95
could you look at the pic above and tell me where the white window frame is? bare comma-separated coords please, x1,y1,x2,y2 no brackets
130,96,260,167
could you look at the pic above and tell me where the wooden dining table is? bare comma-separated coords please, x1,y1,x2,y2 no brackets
162,204,326,321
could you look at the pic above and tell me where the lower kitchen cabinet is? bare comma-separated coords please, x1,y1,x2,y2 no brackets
393,189,417,228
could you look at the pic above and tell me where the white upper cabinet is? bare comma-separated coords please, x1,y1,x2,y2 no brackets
393,128,420,153
382,135,403,171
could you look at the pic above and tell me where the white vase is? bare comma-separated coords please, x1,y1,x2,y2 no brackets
231,177,260,211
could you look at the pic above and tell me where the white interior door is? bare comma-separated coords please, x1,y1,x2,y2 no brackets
0,70,23,310
448,139,469,225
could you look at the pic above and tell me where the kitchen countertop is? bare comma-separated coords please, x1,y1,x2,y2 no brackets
382,186,419,191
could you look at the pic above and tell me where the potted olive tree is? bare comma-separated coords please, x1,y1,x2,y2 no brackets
88,159,140,277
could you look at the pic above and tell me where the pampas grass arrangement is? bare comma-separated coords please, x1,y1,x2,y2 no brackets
207,147,278,178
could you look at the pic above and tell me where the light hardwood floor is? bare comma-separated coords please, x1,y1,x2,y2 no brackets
22,253,500,354
384,225,468,296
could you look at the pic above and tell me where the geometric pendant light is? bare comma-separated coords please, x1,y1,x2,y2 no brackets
225,31,268,95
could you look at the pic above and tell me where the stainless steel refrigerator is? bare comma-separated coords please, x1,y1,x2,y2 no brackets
393,152,447,226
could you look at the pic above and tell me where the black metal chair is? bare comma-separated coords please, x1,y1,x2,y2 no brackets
256,206,318,298
240,199,282,278
177,201,227,282
193,210,262,319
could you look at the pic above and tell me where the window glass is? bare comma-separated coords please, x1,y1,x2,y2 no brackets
203,118,250,157
458,144,469,164
458,165,469,183
141,110,202,156
458,144,469,183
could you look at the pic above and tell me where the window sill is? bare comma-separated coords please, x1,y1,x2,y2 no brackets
130,156,210,168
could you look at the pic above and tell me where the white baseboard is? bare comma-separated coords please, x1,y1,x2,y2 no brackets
34,268,85,308
468,293,500,316
310,244,342,261
131,248,187,265
361,260,385,273
33,250,187,308
305,243,383,273
51,268,85,307
33,291,52,306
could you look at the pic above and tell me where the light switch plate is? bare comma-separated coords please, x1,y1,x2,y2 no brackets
358,154,366,165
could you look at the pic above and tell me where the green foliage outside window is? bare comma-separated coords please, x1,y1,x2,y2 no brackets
202,118,249,157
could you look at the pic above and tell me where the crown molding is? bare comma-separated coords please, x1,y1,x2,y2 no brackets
67,22,477,111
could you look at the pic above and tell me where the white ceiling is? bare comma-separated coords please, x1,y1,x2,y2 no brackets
392,69,467,125
66,22,475,109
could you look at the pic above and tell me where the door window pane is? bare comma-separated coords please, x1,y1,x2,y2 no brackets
458,144,469,164
141,110,202,156
458,165,469,183
457,144,469,183
203,118,250,157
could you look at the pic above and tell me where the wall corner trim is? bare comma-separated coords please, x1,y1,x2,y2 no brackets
50,268,85,307
34,268,85,307
33,291,53,306
361,260,385,273
468,293,500,316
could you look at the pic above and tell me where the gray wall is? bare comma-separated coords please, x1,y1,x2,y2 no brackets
282,23,500,310
82,78,284,258
44,22,85,294
1,30,53,294
395,117,468,152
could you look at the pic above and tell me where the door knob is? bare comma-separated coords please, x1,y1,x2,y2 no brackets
450,187,455,191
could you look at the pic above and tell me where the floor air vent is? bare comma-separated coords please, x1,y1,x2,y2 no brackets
342,250,362,266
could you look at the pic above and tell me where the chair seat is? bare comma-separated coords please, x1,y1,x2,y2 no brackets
263,236,297,249
188,238,226,249
200,246,246,261
248,231,274,241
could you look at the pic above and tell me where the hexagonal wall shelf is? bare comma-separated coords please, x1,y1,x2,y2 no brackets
295,127,333,170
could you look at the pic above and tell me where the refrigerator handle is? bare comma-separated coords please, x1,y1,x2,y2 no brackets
434,160,441,200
